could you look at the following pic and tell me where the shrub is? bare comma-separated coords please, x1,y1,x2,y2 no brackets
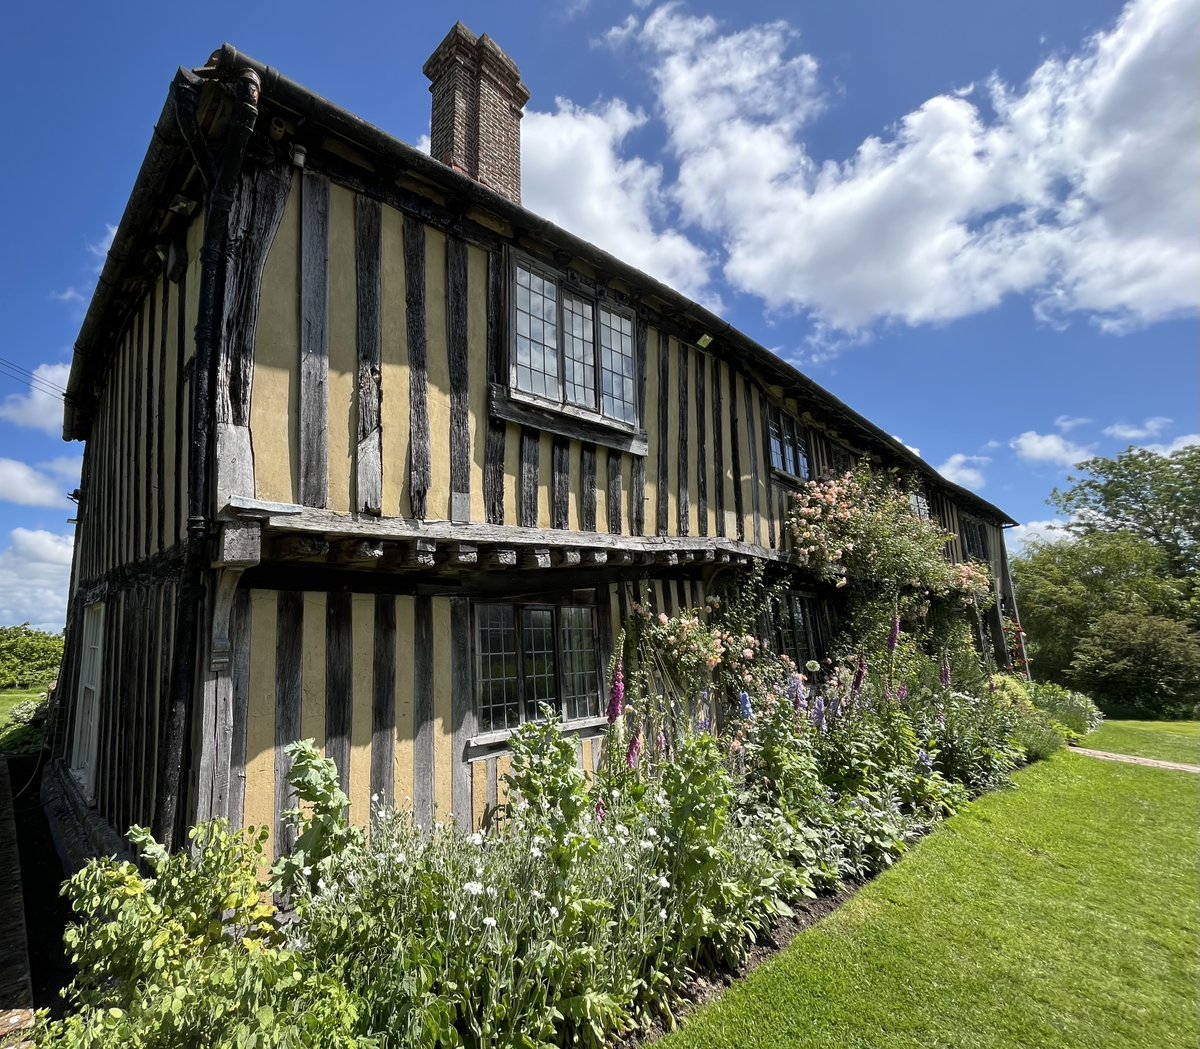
1069,612,1200,719
8,698,48,725
36,821,364,1048
1027,682,1103,737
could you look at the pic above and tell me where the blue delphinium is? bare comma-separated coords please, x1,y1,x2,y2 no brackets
739,691,755,720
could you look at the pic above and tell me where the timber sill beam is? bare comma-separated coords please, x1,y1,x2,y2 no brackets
239,504,788,566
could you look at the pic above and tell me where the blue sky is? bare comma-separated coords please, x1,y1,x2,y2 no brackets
1,0,1195,630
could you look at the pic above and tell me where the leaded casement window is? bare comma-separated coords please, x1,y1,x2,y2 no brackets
768,407,811,481
960,515,991,562
70,602,105,802
511,256,638,427
909,490,931,521
475,597,603,733
828,442,855,477
772,592,828,667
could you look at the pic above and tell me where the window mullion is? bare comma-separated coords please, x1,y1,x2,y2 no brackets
552,606,567,722
514,604,527,727
556,280,567,406
591,298,602,414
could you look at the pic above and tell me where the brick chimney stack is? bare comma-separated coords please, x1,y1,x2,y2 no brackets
423,23,530,206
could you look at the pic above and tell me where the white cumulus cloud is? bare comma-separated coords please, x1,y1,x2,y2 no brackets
1143,433,1200,455
936,453,991,490
602,0,1198,338
1007,518,1071,554
0,362,69,435
1102,415,1172,440
522,98,714,303
1010,431,1095,467
1054,414,1092,432
0,459,75,508
0,528,74,632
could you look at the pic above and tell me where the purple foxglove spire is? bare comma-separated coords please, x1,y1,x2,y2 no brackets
625,727,642,769
887,613,901,655
896,685,908,705
940,659,952,689
851,655,867,697
916,748,933,775
607,662,625,724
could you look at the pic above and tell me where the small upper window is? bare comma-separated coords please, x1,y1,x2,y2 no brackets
769,407,811,481
512,257,637,427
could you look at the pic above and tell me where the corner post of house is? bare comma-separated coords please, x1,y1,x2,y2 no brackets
195,520,260,824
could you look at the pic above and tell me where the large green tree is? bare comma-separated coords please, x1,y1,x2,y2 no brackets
1015,445,1200,717
1012,532,1186,685
1050,444,1200,577
0,623,65,690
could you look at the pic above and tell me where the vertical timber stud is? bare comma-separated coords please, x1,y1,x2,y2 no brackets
483,251,506,524
552,437,570,530
450,597,474,828
520,428,540,528
712,357,726,536
631,321,648,535
227,588,250,829
145,292,156,554
300,170,330,508
275,591,303,856
371,595,397,808
729,370,744,541
325,592,352,803
404,216,431,519
580,443,597,531
759,388,776,548
607,450,623,533
678,343,690,536
156,278,168,551
744,377,761,546
413,595,434,828
656,332,670,536
133,312,144,559
355,195,384,514
695,350,708,536
448,237,471,522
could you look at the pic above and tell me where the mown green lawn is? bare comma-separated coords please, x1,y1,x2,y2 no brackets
0,686,47,751
657,753,1199,1049
1085,720,1199,766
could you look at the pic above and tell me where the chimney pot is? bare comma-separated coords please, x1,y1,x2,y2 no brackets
424,23,530,206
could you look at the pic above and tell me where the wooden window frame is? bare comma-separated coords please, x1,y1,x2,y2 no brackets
471,589,607,746
768,405,811,487
497,251,646,454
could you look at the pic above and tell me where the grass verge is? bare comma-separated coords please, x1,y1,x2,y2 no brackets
1085,720,1199,765
656,753,1199,1049
0,687,48,752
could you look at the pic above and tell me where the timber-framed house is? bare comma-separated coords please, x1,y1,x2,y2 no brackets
47,25,1021,865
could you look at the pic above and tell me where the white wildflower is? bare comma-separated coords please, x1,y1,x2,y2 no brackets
658,909,667,920
657,876,669,889
449,910,457,921
470,831,484,846
464,881,484,896
483,916,497,928
549,906,559,919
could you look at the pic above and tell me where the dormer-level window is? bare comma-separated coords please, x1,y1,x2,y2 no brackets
769,407,811,482
512,257,637,427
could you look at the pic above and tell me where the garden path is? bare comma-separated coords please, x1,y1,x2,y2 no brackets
1071,747,1200,774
